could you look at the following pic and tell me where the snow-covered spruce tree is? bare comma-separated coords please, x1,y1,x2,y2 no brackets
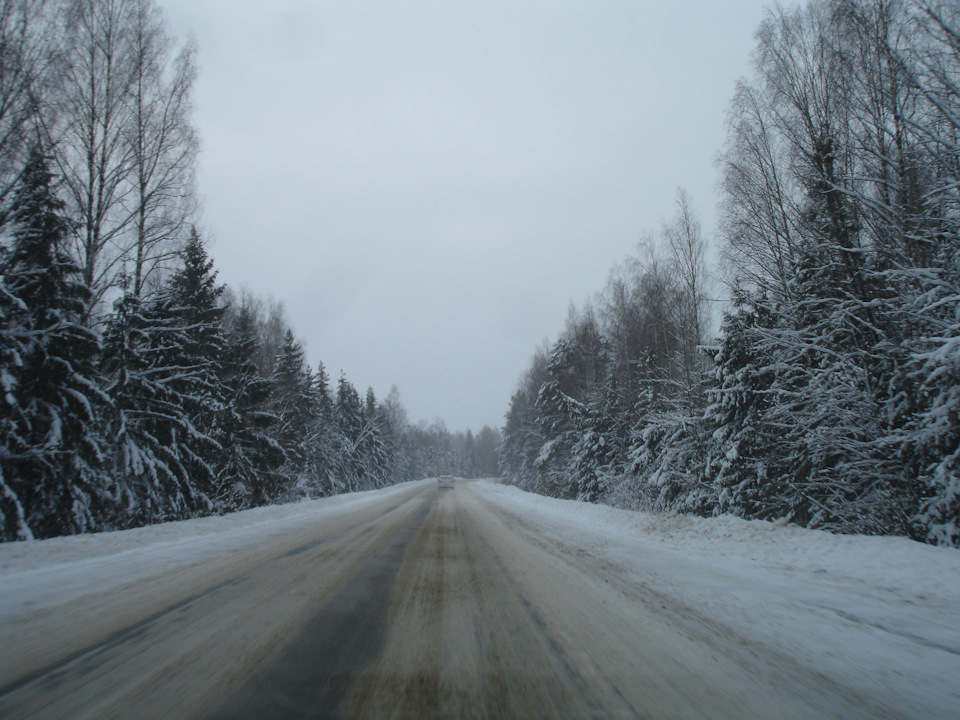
499,395,526,486
703,288,794,521
217,301,283,509
334,373,365,493
269,329,318,499
534,305,616,500
161,227,228,508
284,362,334,500
360,387,390,489
710,0,923,536
0,147,109,541
907,240,960,544
303,361,340,497
622,194,713,514
572,383,628,504
499,347,550,492
898,0,960,545
102,285,209,524
374,386,404,482
557,309,622,502
380,384,416,482
531,339,584,500
627,375,715,515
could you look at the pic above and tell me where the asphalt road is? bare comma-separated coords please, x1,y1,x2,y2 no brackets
1,480,902,719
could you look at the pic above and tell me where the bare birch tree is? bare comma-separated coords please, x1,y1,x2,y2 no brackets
55,0,137,313
53,0,197,315
662,188,709,391
126,0,197,298
0,0,59,202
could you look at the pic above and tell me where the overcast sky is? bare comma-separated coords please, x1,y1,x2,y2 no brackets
160,0,770,433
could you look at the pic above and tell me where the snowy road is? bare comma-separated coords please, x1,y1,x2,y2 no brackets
2,479,959,719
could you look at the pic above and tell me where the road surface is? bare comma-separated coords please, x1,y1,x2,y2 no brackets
0,479,953,718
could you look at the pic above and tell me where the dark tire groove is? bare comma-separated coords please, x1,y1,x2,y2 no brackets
207,493,437,720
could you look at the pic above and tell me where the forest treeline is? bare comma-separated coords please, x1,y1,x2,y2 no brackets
501,0,960,546
0,0,499,542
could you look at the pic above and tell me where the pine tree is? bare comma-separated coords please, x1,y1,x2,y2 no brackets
0,148,108,540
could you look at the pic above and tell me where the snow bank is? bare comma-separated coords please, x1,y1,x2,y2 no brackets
473,480,960,607
472,480,960,717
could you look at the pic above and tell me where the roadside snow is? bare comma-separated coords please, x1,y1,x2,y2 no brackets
471,480,960,610
472,480,960,718
0,481,422,626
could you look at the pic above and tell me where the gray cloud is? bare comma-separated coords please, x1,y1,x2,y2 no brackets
162,0,768,431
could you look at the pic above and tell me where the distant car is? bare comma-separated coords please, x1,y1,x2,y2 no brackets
437,475,455,488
